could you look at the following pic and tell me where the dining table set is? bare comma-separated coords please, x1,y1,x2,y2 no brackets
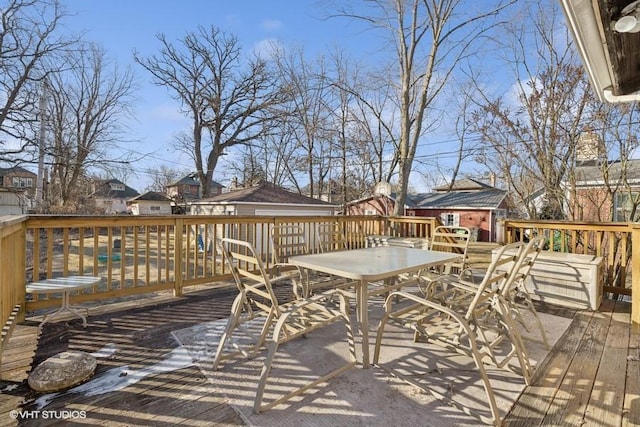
210,225,547,425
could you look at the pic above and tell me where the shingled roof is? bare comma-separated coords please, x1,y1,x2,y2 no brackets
433,177,492,192
167,174,224,188
574,159,640,184
90,179,139,199
409,188,507,209
199,182,335,205
128,191,172,202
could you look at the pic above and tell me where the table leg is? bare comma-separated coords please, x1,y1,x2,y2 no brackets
61,291,89,327
39,291,89,331
357,279,370,368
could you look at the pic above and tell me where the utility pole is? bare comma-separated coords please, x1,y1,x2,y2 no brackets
35,81,47,206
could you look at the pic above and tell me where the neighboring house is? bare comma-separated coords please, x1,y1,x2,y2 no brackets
89,179,139,214
189,181,338,256
166,174,224,202
189,181,337,216
567,159,640,222
346,178,508,242
0,166,37,196
527,133,640,222
128,191,173,216
0,166,37,213
301,179,358,204
0,188,29,215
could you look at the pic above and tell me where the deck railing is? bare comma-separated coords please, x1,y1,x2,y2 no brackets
3,214,638,327
10,215,437,316
0,216,27,327
502,219,640,326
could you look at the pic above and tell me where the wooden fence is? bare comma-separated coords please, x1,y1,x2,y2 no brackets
16,215,437,314
2,214,638,327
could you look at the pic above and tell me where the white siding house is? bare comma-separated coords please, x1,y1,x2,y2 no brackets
89,179,139,214
128,191,173,215
0,189,28,215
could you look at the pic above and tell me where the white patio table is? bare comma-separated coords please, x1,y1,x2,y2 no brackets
26,275,102,330
289,246,461,368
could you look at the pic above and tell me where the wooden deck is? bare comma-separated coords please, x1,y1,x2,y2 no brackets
0,285,638,426
505,298,640,427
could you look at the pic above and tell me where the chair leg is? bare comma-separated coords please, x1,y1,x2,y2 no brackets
516,290,551,349
254,293,356,413
373,312,390,365
212,292,247,370
375,302,503,426
494,298,534,384
466,331,503,426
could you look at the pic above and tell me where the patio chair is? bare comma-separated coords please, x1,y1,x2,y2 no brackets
420,226,472,282
372,242,529,426
270,225,310,297
496,236,550,350
213,237,357,413
315,222,348,253
420,237,548,382
271,224,353,297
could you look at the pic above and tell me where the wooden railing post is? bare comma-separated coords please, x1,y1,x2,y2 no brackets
496,219,506,245
174,217,184,297
632,223,640,328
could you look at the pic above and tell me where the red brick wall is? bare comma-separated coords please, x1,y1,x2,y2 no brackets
570,188,612,221
412,208,494,241
346,196,505,242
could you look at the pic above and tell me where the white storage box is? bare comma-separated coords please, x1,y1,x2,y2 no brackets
492,248,604,310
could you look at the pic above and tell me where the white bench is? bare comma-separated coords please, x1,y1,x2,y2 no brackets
492,248,604,310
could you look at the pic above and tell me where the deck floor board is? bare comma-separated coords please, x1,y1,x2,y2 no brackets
541,305,612,426
503,309,591,426
1,286,637,426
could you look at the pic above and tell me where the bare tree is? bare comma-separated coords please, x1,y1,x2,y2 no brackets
0,0,75,161
134,26,287,197
345,64,400,189
471,1,596,219
46,44,136,208
332,0,515,215
417,72,483,191
273,47,336,198
145,164,184,193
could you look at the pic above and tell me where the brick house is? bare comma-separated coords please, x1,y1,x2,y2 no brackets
0,166,37,197
346,178,508,242
166,174,224,202
0,166,37,213
567,159,640,222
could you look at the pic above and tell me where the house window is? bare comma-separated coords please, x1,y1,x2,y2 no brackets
11,177,33,188
110,183,125,191
150,206,161,211
614,192,640,221
441,213,460,227
364,209,376,216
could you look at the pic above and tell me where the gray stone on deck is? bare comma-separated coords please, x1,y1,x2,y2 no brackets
28,351,97,392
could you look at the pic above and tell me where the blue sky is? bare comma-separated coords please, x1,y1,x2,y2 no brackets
60,0,380,190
